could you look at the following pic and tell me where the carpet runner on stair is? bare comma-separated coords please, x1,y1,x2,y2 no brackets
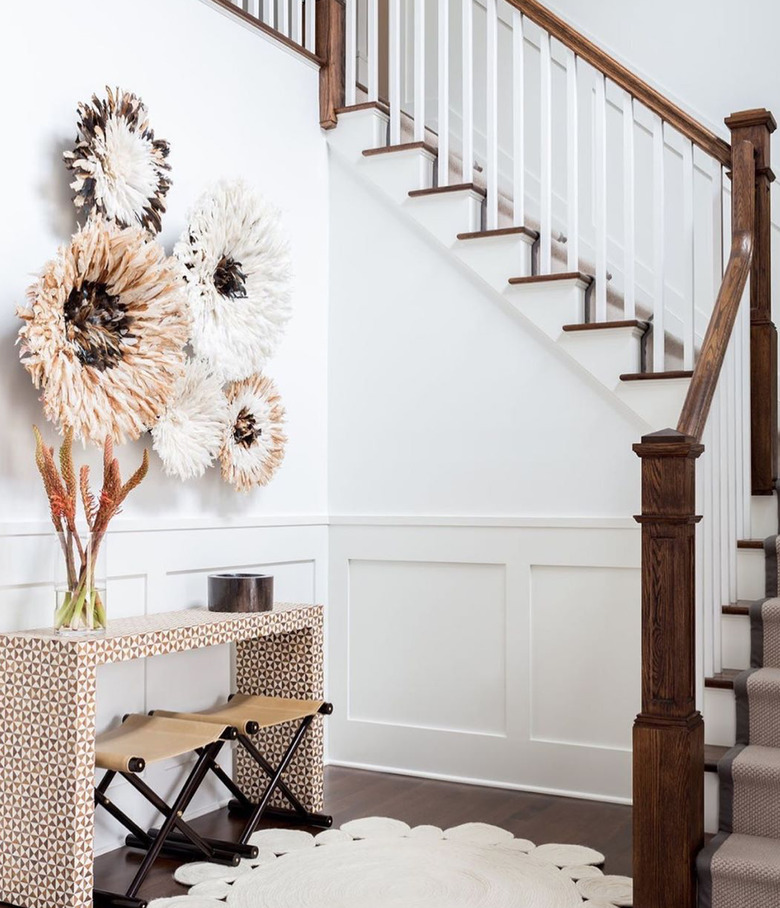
697,535,780,907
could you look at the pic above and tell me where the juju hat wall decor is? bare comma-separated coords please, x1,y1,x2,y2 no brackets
64,86,172,234
174,180,293,382
17,218,189,445
220,373,287,492
152,358,232,481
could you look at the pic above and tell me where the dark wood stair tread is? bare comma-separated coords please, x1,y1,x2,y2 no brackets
704,744,730,772
562,320,649,333
335,100,390,116
722,601,753,616
508,272,593,286
620,370,694,381
737,539,765,549
705,668,743,689
409,183,486,199
363,142,437,158
457,226,539,242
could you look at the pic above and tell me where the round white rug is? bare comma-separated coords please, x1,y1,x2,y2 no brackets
151,818,632,908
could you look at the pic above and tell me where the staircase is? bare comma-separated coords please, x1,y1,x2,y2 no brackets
217,1,776,906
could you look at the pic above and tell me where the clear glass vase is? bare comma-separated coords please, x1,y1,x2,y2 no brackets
53,531,107,636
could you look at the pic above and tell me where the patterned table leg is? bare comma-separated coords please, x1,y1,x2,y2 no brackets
235,622,326,813
0,639,96,908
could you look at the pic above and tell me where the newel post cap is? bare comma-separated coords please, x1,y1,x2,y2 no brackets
632,427,704,459
725,108,777,133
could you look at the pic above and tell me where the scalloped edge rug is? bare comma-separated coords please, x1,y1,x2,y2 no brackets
149,818,633,907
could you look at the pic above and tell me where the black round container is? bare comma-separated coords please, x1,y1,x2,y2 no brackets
208,573,274,613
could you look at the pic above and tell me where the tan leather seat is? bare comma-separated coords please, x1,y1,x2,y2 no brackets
153,693,324,736
95,714,229,773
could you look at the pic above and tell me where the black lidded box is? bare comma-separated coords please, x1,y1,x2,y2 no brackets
208,573,274,613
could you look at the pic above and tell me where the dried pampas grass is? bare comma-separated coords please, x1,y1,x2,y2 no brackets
64,86,171,234
18,218,189,445
220,373,287,492
152,358,231,480
175,180,292,382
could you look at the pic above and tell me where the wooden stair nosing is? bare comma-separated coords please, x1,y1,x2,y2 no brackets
362,141,437,158
737,539,765,549
705,668,743,690
619,370,694,382
457,226,539,242
408,182,486,199
508,271,593,287
562,320,649,333
722,601,752,616
335,100,390,117
704,744,730,773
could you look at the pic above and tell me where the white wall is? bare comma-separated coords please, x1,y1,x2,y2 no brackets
327,154,642,802
0,0,329,853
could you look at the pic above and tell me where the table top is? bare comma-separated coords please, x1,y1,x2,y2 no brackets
0,603,323,665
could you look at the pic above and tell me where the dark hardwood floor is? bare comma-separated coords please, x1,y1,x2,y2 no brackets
84,766,632,903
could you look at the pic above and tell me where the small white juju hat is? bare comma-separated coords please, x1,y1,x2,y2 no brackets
64,86,172,234
220,373,287,493
174,179,293,382
152,358,232,480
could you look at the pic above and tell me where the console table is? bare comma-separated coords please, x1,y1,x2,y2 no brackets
0,603,324,908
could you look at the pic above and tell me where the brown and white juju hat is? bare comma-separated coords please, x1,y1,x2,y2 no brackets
219,373,287,493
17,218,189,445
64,86,172,234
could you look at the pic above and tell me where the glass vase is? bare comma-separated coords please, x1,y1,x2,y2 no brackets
53,531,107,636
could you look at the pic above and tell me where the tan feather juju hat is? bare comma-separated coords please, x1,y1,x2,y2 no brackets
220,373,287,492
64,86,172,234
17,218,190,445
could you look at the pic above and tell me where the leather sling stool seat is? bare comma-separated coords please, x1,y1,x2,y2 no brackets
152,694,334,844
93,713,255,908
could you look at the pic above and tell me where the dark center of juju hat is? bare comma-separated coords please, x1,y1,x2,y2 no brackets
234,407,262,448
213,256,248,299
64,280,134,371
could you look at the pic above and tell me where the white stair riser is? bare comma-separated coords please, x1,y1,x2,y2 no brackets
454,235,534,290
613,378,691,431
705,773,719,835
751,495,777,539
704,687,736,747
328,108,389,162
504,280,586,341
404,192,483,246
360,149,436,202
721,614,751,669
558,327,644,389
737,548,765,602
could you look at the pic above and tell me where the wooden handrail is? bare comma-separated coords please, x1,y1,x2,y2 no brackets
503,0,732,166
677,141,756,440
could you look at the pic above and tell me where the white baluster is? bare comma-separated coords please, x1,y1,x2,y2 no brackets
438,0,450,187
305,0,316,52
486,0,499,227
726,340,738,605
682,140,695,370
461,0,474,183
248,0,260,19
345,0,357,105
594,73,607,320
539,30,552,273
414,0,425,142
701,422,714,680
389,0,401,144
622,94,635,319
512,10,525,227
742,280,752,533
712,386,723,674
734,296,746,540
279,0,289,36
367,0,379,102
264,0,275,28
566,50,579,272
719,378,730,625
652,116,665,371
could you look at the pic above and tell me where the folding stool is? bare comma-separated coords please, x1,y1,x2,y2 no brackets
93,713,255,908
151,694,333,845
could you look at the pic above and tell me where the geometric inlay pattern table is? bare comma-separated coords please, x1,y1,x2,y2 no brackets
0,603,324,908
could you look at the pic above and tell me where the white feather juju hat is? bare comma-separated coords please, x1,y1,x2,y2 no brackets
151,358,231,480
220,373,287,493
174,180,293,382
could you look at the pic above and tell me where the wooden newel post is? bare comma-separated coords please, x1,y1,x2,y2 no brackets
317,0,346,129
632,429,704,908
726,109,777,495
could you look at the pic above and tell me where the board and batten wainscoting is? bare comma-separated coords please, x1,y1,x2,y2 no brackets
328,516,640,805
0,517,328,855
